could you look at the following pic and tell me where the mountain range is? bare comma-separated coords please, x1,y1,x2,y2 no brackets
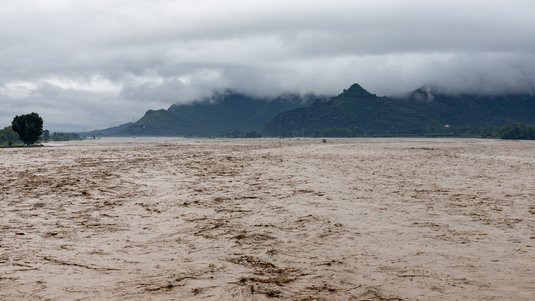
86,91,322,137
85,84,535,138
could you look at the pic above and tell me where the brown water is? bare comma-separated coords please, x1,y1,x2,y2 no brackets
1,138,534,300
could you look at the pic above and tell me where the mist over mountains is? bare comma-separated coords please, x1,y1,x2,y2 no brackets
84,83,535,138
263,84,535,137
84,91,323,137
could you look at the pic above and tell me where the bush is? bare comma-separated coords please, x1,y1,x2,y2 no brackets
244,131,261,138
0,126,22,145
50,132,82,141
500,123,535,140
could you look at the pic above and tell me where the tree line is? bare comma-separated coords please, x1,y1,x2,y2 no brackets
1,113,82,146
1,112,534,146
499,123,535,140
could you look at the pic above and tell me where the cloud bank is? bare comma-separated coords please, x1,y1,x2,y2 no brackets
1,0,534,130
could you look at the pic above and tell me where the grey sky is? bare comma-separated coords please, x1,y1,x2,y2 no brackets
1,0,534,131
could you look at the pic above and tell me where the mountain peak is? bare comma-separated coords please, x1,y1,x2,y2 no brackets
341,83,374,98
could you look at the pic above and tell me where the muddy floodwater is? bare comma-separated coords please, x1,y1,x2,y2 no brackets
1,138,534,300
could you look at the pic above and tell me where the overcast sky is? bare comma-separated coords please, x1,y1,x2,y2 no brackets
1,0,535,131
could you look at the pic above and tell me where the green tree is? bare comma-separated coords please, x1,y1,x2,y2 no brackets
11,112,44,145
42,129,50,142
0,126,22,145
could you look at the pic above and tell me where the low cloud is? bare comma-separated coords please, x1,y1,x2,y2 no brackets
1,0,534,130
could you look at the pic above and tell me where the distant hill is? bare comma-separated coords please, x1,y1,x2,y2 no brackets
395,86,535,128
262,84,535,137
85,84,535,138
262,84,434,137
85,90,321,137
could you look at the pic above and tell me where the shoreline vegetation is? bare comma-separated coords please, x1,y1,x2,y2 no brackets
2,108,535,148
82,123,535,140
0,126,84,148
2,123,535,148
2,125,535,148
